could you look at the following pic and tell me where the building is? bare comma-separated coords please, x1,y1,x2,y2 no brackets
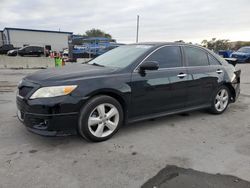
0,27,73,51
0,30,3,46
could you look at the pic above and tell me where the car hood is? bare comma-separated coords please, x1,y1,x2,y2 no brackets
8,49,17,53
232,51,250,56
25,63,119,84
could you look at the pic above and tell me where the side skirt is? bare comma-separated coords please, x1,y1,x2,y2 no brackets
128,104,210,124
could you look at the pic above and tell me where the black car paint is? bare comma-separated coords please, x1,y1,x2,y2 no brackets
16,43,240,136
0,44,14,54
18,46,44,56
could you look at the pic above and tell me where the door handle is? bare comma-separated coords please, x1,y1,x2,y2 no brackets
216,69,223,74
177,73,187,78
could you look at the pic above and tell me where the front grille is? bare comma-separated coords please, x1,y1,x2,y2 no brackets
19,86,33,97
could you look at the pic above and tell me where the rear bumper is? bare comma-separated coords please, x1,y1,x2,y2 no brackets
231,69,241,102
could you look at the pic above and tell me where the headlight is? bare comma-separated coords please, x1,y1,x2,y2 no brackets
30,85,77,99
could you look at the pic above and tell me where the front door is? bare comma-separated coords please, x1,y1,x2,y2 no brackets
130,46,189,118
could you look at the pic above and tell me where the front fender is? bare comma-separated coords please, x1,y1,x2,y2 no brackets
72,73,132,107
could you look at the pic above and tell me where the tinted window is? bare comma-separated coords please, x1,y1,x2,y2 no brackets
185,47,209,66
35,47,43,51
146,46,182,68
238,47,250,53
23,46,30,52
208,54,220,65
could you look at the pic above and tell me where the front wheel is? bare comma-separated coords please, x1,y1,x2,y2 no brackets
209,86,230,114
78,95,123,142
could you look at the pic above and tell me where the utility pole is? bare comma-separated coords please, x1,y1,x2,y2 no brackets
136,15,139,43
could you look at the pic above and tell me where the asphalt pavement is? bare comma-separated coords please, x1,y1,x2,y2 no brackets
0,64,250,187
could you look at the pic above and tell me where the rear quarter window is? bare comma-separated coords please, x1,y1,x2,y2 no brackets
208,54,221,65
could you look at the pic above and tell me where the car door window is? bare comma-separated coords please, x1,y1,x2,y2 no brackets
146,46,182,68
184,47,209,66
27,47,32,52
208,54,221,65
24,47,29,52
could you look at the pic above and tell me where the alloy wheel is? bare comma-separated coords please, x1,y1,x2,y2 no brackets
88,103,119,138
214,88,229,112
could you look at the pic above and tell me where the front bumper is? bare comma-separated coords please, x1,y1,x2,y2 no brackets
16,88,86,136
17,107,78,136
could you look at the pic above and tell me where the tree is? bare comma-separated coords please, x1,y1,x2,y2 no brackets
201,38,230,52
232,41,250,50
85,28,112,39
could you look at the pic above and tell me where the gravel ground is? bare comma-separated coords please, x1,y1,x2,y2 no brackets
0,64,250,188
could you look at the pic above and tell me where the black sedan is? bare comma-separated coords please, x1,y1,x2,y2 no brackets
18,46,44,57
16,43,241,142
0,44,15,54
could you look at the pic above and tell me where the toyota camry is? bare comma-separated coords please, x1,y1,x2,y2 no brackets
16,43,241,142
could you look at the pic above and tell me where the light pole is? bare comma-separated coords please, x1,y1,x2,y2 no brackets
136,15,139,43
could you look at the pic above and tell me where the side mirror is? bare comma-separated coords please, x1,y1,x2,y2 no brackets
139,61,159,71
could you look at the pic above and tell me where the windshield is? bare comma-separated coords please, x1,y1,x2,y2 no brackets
88,45,153,68
238,47,250,53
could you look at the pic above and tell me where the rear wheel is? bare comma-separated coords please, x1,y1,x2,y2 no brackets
78,95,123,142
210,86,230,114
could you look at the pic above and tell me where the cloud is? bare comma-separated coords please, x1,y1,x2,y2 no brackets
0,0,250,43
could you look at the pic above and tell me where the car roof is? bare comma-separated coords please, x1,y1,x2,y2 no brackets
130,42,203,48
23,46,43,47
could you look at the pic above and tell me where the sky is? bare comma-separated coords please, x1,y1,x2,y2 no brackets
0,0,250,44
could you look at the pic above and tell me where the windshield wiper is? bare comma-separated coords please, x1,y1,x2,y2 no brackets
90,62,105,67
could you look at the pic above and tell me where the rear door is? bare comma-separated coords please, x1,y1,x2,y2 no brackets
130,45,189,117
183,46,223,107
26,46,33,55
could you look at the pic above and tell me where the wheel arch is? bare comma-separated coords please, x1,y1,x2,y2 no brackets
84,89,129,123
223,82,236,102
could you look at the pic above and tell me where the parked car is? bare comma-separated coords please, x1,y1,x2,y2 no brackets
218,50,233,58
231,46,250,63
18,46,45,57
0,44,15,54
7,49,18,56
16,43,241,142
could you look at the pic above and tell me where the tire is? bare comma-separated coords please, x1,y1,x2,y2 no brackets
78,95,123,142
209,85,230,114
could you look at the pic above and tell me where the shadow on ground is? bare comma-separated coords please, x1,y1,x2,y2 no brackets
142,165,250,188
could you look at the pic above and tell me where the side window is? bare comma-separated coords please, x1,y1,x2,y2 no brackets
36,47,42,52
24,47,30,52
27,47,33,51
146,46,182,68
184,47,209,66
208,54,221,65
